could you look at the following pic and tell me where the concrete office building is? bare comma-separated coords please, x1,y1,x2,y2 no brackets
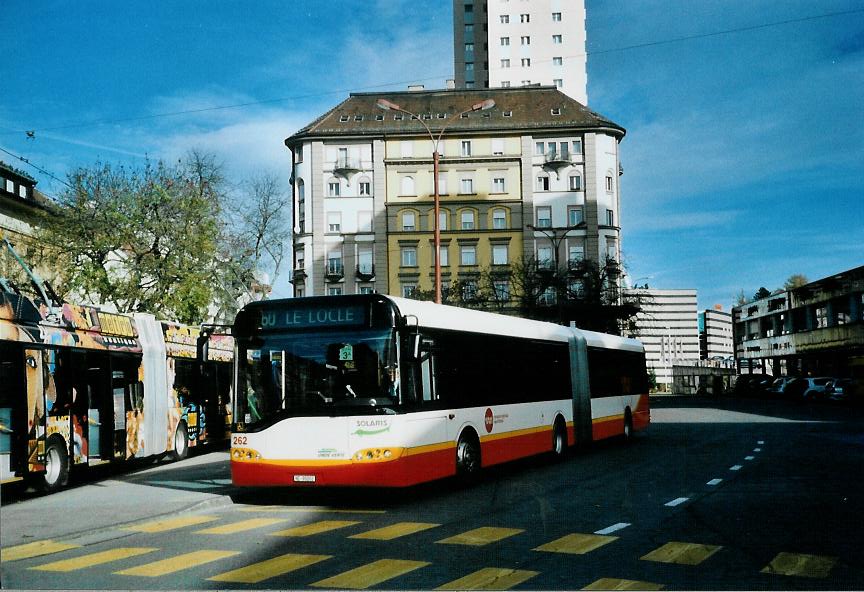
699,307,734,364
453,0,588,104
625,288,700,390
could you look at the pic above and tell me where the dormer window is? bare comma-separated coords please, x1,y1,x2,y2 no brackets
551,108,561,115
375,114,384,121
339,115,349,122
354,115,364,121
394,114,404,120
503,110,513,117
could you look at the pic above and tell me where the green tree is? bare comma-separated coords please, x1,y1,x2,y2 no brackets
36,153,225,324
753,287,771,301
783,274,809,290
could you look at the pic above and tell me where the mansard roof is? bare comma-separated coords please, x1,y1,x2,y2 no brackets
285,86,625,146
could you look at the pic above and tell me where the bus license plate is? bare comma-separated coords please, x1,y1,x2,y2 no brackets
293,475,316,483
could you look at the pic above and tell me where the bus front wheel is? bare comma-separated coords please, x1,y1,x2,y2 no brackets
552,418,567,458
40,437,70,492
456,432,480,477
623,409,633,442
169,421,189,461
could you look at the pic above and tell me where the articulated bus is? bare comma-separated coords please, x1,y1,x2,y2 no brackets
230,294,649,488
0,290,234,492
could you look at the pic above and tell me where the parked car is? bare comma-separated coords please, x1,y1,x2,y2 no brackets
825,378,862,405
767,377,797,397
800,377,834,401
734,374,774,397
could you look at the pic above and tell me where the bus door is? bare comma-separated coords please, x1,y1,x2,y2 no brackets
109,354,143,460
0,343,26,483
401,333,449,448
78,351,111,465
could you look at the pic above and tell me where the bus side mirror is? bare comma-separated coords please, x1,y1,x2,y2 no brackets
412,333,421,359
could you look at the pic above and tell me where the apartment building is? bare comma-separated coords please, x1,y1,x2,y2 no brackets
284,86,624,302
699,307,734,363
453,0,588,104
624,288,700,390
733,265,864,378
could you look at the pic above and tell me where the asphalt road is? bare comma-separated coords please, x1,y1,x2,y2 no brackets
1,395,862,590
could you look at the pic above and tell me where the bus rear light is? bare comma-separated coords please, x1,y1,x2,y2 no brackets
352,447,403,462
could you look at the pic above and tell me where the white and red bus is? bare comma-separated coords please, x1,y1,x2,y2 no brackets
230,294,649,488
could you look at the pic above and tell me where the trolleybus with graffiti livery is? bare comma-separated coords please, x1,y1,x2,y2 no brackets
230,294,648,488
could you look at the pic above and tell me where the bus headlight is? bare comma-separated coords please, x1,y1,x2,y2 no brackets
231,447,262,462
351,448,403,463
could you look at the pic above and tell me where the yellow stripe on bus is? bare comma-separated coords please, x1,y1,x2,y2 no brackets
480,425,550,443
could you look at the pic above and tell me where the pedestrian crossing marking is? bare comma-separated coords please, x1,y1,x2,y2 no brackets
195,517,288,534
240,506,386,514
208,553,331,584
582,578,664,590
349,522,440,541
123,515,219,533
270,520,361,537
436,567,539,590
640,541,722,565
310,558,430,589
113,549,240,577
761,552,837,578
534,533,618,555
30,547,157,572
436,527,524,547
2,540,81,562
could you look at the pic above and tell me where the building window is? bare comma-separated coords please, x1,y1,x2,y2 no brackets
568,206,583,226
358,178,371,196
501,81,511,88
492,244,508,265
554,79,563,88
461,140,472,156
465,23,474,34
553,56,563,66
521,58,531,67
520,13,530,22
465,62,474,73
401,140,413,157
465,43,474,52
438,245,449,267
521,36,530,45
536,175,550,191
815,306,828,328
605,175,613,191
537,246,553,269
339,115,349,122
295,249,305,270
439,210,449,230
328,287,344,296
552,12,562,21
491,138,504,154
493,281,510,301
465,82,475,89
552,34,562,44
535,142,545,155
501,58,510,68
536,206,552,228
401,175,416,195
500,14,509,24
359,286,374,295
461,210,476,230
501,36,510,46
493,209,507,229
327,212,341,232
606,209,615,226
572,139,583,154
551,107,561,115
460,177,474,194
568,244,584,265
492,176,506,193
402,284,417,298
358,211,373,232
437,173,448,195
401,246,417,267
569,174,582,191
606,239,617,261
358,247,373,275
460,245,477,266
521,80,531,86
328,180,341,197
327,249,343,274
462,280,478,301
402,211,416,231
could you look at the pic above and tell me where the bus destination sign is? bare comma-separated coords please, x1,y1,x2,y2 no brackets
260,305,365,330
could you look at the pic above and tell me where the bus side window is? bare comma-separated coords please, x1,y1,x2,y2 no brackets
419,339,436,403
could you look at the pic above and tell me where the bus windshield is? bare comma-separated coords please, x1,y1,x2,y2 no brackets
236,329,398,426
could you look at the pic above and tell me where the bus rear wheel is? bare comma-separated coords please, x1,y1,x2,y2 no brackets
623,409,634,442
456,432,480,477
169,421,189,461
40,437,69,492
552,419,567,458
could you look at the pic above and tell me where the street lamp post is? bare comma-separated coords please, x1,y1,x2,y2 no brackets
526,224,580,271
376,97,495,304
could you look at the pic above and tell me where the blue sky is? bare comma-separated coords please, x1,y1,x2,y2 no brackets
2,0,862,310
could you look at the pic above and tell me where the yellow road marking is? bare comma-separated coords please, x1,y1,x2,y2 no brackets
349,522,440,541
436,527,524,546
761,552,837,578
270,520,360,537
30,547,157,572
195,517,288,534
640,541,722,565
114,550,240,577
583,578,664,590
239,506,386,514
534,533,618,555
436,567,539,590
208,553,331,584
310,558,429,589
123,515,219,533
2,540,81,562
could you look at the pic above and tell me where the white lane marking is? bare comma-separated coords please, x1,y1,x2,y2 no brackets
745,456,755,461
664,497,689,507
753,448,762,452
594,523,631,535
707,479,723,486
730,465,742,471
757,440,765,445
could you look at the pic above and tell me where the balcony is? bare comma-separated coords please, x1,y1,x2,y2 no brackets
325,261,344,282
356,264,375,282
292,268,307,283
543,151,574,170
333,156,363,183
